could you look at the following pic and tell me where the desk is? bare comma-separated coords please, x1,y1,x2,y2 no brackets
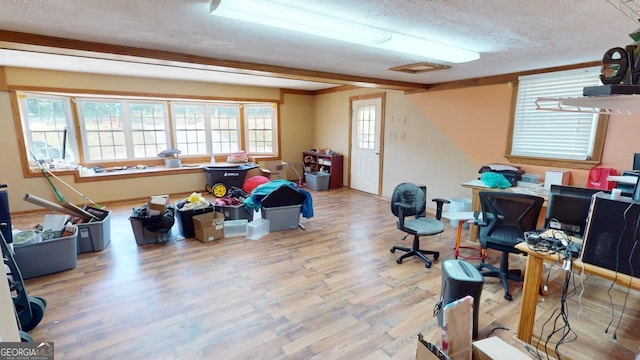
461,180,548,241
514,242,640,344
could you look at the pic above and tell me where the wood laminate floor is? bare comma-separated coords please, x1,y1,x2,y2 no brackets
9,188,640,359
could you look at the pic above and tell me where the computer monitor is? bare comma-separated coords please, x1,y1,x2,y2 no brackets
545,185,602,237
634,153,640,171
582,193,640,277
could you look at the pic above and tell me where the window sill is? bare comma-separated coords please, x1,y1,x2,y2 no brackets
504,155,600,170
26,163,207,182
73,164,205,183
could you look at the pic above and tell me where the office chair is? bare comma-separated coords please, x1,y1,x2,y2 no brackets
476,191,544,300
390,183,449,268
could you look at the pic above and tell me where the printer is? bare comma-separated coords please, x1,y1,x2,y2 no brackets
478,164,524,187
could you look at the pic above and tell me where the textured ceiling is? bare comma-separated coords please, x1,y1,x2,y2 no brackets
0,0,635,90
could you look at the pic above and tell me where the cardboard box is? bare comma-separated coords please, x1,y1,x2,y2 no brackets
245,166,271,180
543,170,570,190
263,160,288,180
192,211,225,243
148,195,169,216
472,337,531,360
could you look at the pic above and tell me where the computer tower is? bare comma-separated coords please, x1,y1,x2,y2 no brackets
437,259,484,338
582,193,640,277
0,184,12,244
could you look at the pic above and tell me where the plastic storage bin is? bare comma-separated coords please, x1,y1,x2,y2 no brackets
224,219,248,237
304,172,330,191
246,218,269,240
77,209,111,253
130,217,172,245
13,228,78,279
262,205,301,231
129,205,175,245
215,204,253,221
175,202,214,238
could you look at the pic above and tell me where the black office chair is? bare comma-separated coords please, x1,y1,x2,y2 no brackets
390,183,449,268
476,191,544,300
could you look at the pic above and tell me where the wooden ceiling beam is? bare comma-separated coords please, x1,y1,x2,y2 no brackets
0,30,428,91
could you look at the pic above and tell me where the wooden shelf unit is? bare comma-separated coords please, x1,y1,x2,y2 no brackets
303,152,343,189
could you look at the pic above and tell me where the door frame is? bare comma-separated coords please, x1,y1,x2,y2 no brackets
348,92,386,195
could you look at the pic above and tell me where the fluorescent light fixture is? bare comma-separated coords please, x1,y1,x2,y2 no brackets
210,0,479,63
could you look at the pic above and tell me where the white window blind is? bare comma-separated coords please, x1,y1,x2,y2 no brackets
511,67,602,160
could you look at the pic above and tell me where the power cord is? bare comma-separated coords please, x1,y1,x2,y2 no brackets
535,248,578,360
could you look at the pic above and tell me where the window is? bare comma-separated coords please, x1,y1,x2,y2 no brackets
210,104,240,154
16,92,279,171
355,103,376,150
18,94,77,162
172,103,207,156
244,104,276,154
507,66,607,166
78,99,169,161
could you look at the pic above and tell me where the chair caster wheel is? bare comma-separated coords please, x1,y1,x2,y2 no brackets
433,253,439,260
396,258,402,264
425,262,431,269
504,293,513,301
390,247,396,253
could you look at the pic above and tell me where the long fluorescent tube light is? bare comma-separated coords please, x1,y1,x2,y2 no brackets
210,0,479,63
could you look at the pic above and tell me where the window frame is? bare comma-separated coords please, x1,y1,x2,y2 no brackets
243,103,278,156
505,67,608,170
14,91,281,175
17,93,79,165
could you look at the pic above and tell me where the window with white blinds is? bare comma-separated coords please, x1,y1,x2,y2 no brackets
511,66,602,160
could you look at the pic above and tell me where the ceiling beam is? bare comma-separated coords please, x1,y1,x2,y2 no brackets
0,30,428,91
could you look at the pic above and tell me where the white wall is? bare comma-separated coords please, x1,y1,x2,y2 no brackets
313,88,477,207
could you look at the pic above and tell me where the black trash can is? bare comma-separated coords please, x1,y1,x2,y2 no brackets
0,184,13,244
437,259,484,339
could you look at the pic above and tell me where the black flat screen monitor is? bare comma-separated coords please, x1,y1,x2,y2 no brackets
634,153,640,171
545,185,601,238
582,193,640,277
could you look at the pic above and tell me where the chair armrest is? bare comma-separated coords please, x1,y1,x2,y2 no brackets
394,202,411,227
431,198,450,220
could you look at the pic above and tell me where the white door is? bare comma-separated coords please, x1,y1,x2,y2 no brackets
350,97,382,194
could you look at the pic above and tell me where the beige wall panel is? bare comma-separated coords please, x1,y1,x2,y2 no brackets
4,67,280,100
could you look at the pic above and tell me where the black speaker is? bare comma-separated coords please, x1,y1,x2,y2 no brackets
437,259,484,338
582,193,640,277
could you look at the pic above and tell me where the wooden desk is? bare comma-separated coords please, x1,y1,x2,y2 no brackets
514,242,640,344
461,180,548,241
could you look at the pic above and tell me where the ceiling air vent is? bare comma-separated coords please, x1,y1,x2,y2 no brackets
389,62,450,74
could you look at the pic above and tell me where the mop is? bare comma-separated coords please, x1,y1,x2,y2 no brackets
30,151,104,209
289,162,306,188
